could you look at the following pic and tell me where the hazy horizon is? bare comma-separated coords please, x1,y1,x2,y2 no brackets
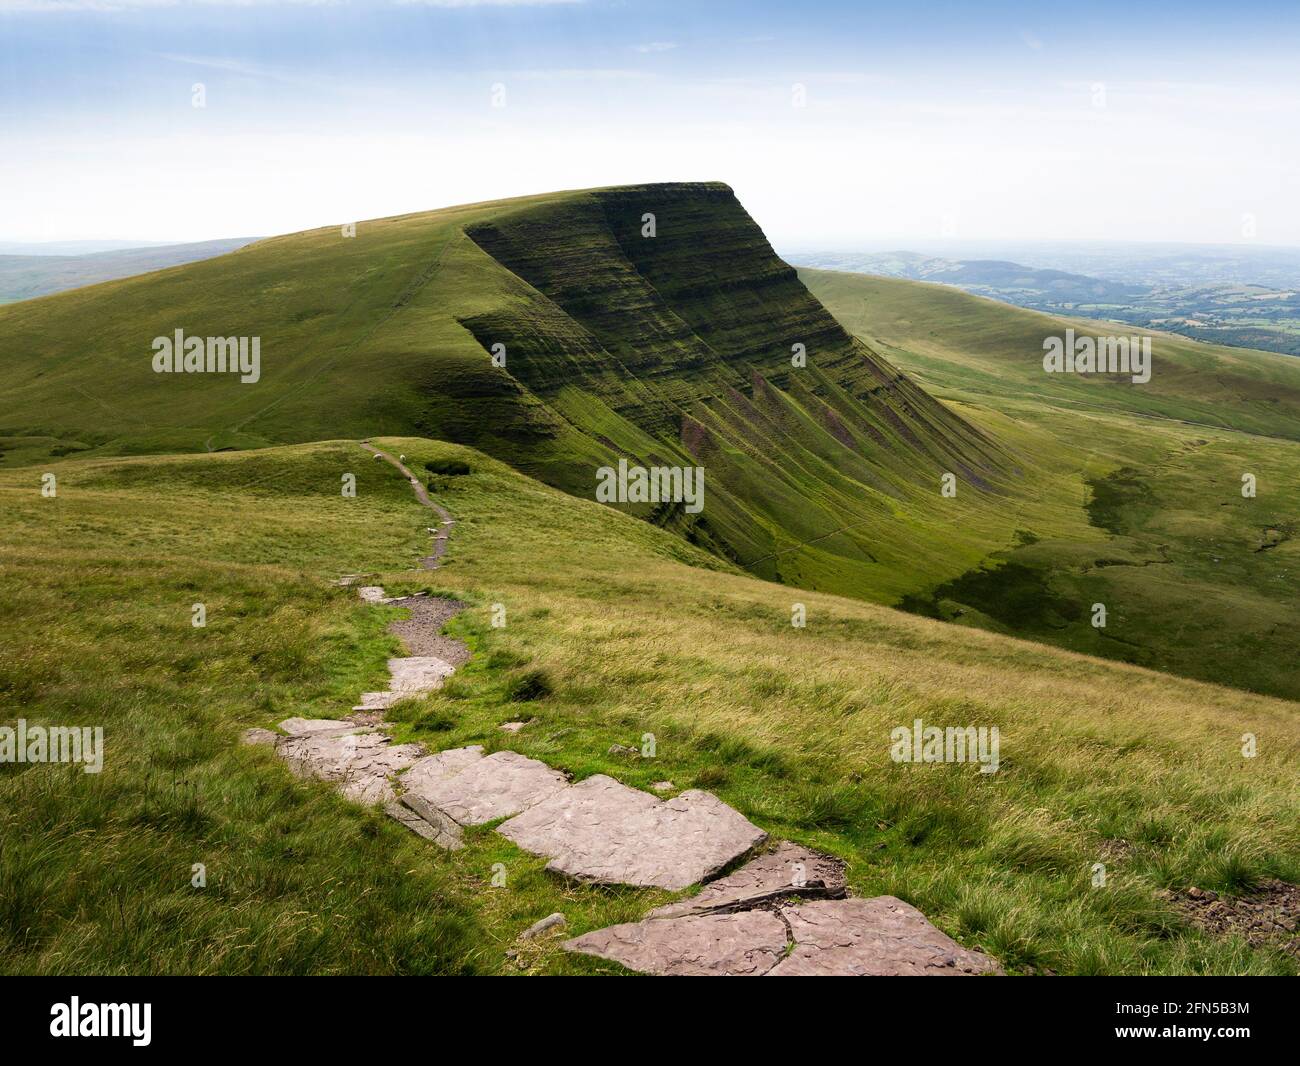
3,0,1298,247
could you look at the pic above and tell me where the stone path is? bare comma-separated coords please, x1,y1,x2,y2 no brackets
245,441,1002,977
564,844,1001,976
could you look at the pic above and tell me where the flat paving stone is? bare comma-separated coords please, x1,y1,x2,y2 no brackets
277,729,422,805
406,750,568,826
388,655,456,694
767,897,1003,977
498,774,767,891
357,585,390,604
564,909,789,976
401,745,485,794
650,841,847,918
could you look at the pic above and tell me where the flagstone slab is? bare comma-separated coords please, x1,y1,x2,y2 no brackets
498,774,767,891
650,841,847,918
564,909,788,976
388,655,457,694
766,897,1003,977
400,745,485,795
406,750,568,826
357,586,391,604
277,729,422,806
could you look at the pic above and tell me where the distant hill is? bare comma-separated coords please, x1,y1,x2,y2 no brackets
0,237,260,303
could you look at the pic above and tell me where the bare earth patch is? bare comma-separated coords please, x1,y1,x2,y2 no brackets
1163,881,1300,959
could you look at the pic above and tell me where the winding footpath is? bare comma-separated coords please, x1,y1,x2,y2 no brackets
243,441,1002,977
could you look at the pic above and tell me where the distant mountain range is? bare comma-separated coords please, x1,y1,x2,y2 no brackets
791,249,1300,357
0,237,260,304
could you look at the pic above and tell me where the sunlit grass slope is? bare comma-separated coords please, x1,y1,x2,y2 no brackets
1,440,1296,975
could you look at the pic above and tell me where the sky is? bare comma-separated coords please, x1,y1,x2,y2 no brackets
2,0,1298,248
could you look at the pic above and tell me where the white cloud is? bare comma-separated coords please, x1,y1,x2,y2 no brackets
631,42,677,54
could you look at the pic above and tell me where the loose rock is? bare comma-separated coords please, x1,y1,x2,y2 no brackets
519,913,567,940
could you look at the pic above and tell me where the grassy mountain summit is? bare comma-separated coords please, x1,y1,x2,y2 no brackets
0,183,1020,601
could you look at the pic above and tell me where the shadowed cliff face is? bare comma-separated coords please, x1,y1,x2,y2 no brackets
462,182,1014,577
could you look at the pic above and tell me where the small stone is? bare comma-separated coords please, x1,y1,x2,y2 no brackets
607,743,640,758
651,781,675,792
519,913,567,940
1188,887,1205,899
499,720,532,734
357,585,390,604
241,728,278,746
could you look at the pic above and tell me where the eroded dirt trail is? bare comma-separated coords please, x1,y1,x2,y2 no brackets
361,441,454,568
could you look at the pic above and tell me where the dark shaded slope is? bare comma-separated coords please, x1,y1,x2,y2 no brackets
461,183,1014,574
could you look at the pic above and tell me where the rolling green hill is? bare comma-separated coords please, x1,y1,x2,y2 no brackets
0,183,1032,605
2,185,1297,699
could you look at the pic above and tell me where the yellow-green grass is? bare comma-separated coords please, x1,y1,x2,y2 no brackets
2,439,1296,974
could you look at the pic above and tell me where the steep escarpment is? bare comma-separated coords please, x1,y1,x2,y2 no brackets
460,183,1015,579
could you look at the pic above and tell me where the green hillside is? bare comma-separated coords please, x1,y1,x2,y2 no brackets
803,267,1300,699
2,186,1297,699
0,184,1018,603
3,440,1295,975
